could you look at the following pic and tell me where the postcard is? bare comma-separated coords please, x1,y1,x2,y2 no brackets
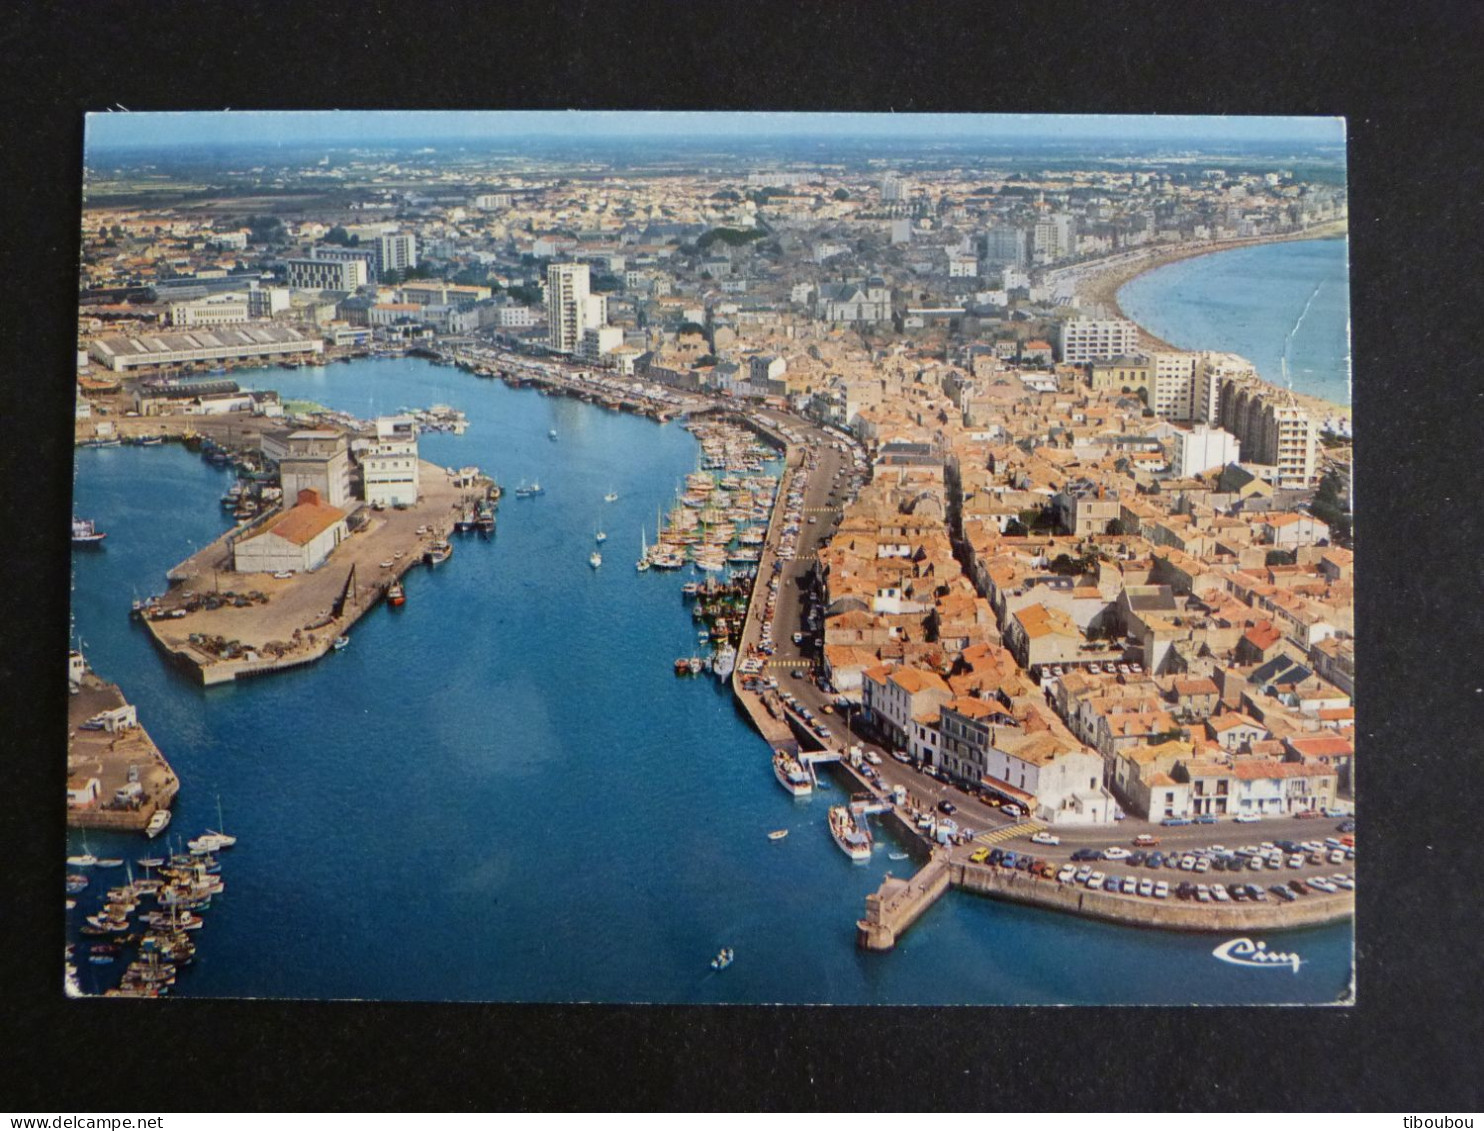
66,111,1354,1004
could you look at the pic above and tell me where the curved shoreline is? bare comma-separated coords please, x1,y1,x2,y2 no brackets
1059,221,1351,420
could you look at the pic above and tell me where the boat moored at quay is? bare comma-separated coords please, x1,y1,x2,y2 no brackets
828,805,873,863
773,750,813,797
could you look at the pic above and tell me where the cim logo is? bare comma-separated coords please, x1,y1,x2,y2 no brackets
1212,936,1303,973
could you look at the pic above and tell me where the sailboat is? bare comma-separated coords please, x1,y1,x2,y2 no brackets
203,796,237,849
636,525,650,571
594,521,607,544
604,488,619,503
589,550,602,569
66,831,97,868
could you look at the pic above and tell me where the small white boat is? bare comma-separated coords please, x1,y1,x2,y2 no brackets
589,551,602,569
146,809,172,838
95,858,124,869
548,429,558,440
767,829,789,841
604,491,619,503
333,635,350,651
710,947,735,971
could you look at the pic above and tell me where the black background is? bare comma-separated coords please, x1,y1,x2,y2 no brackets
3,0,1481,1112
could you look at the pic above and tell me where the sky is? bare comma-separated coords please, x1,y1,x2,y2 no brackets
85,110,1346,152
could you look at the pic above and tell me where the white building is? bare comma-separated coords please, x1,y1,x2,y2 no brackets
286,257,368,292
360,416,420,507
169,295,250,327
232,488,349,574
1058,319,1141,364
376,232,418,276
578,325,625,363
1172,424,1241,477
1148,350,1197,420
546,262,607,353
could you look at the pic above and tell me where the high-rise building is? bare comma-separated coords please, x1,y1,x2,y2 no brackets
1032,213,1076,264
375,232,418,276
1148,351,1198,420
881,173,909,202
983,225,1027,268
546,262,606,353
1216,377,1319,488
1058,318,1140,364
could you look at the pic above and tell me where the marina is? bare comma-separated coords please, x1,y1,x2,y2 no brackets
68,356,1355,1003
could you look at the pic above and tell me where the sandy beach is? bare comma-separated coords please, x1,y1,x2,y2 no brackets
1059,220,1351,422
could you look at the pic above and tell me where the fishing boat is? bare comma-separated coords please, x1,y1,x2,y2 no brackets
332,635,350,651
711,644,736,680
829,805,873,862
95,858,124,869
145,809,172,839
65,874,89,894
772,750,813,798
767,829,789,841
710,947,735,971
71,517,107,546
424,540,453,566
687,656,704,675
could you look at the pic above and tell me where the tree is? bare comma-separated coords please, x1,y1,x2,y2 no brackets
325,226,352,246
506,283,542,306
832,188,850,201
1107,518,1129,537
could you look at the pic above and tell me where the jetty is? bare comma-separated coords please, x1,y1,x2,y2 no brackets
67,656,178,832
140,458,472,685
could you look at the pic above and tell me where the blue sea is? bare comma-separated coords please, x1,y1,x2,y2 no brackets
1117,238,1352,407
67,358,1353,1003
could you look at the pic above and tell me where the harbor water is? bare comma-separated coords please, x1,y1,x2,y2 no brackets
1117,237,1352,408
69,358,1353,1003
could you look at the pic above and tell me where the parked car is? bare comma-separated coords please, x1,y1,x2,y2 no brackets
1232,813,1259,823
1153,880,1170,900
969,847,990,864
987,848,1004,866
1001,803,1024,819
1075,866,1093,884
1161,817,1192,827
1194,814,1218,825
1121,876,1138,895
1086,871,1106,890
1137,877,1154,898
1271,884,1297,902
1146,852,1165,869
1056,864,1076,884
1102,846,1131,861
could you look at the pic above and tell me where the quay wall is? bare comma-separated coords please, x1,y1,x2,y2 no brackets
858,857,953,950
950,861,1354,934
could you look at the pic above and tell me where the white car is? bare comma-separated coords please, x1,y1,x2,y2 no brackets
1153,880,1170,899
1210,884,1231,902
1233,813,1259,824
1056,864,1076,884
1030,831,1061,846
1121,876,1138,895
1086,872,1105,890
1287,854,1305,868
1137,877,1154,898
1102,846,1131,861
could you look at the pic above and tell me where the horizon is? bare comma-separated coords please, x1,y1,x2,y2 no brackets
85,110,1347,154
